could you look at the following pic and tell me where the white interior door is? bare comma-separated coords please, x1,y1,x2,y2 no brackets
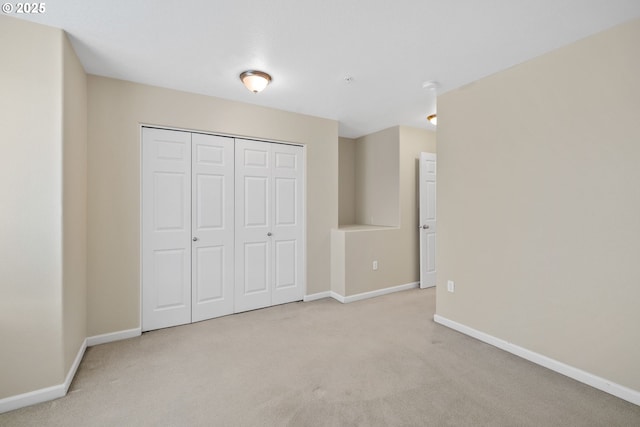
235,139,272,312
271,144,304,305
142,128,192,331
235,140,305,312
191,133,235,322
419,152,437,288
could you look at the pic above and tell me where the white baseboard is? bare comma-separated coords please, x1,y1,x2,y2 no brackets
64,338,87,393
0,384,64,415
305,283,420,305
303,291,332,302
2,328,142,414
337,282,420,304
0,338,87,414
329,291,346,303
434,314,640,406
86,327,141,347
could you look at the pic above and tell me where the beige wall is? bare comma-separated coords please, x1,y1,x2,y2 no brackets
330,230,346,296
436,18,640,391
336,126,435,296
338,137,356,225
355,127,400,226
87,76,338,335
62,34,88,374
0,16,65,398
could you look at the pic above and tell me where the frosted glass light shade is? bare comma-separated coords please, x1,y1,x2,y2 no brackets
240,70,272,93
427,114,437,125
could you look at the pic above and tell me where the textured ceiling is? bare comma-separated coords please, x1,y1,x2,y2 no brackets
12,0,640,137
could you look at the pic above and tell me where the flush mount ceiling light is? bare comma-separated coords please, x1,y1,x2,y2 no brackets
427,114,437,126
239,70,272,93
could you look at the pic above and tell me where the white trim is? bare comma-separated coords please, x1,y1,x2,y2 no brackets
434,315,640,406
86,328,141,347
139,125,144,333
1,328,144,414
0,339,87,414
304,283,420,304
334,282,420,304
341,282,419,304
0,384,64,414
303,291,331,302
302,145,307,304
140,124,304,148
63,339,87,393
330,291,346,303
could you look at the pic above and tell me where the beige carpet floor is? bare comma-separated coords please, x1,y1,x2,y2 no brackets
1,288,639,426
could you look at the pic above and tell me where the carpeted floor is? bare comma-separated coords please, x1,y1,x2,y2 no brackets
1,288,639,426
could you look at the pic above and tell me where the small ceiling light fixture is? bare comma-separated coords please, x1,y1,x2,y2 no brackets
240,70,272,93
427,114,437,126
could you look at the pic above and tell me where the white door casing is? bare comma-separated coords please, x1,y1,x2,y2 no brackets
235,139,304,312
191,133,235,322
142,128,192,331
419,152,437,288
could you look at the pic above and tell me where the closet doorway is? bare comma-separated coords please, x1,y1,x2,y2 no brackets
141,127,305,331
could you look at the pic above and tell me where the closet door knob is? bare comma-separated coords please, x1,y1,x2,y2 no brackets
267,232,272,237
192,237,199,241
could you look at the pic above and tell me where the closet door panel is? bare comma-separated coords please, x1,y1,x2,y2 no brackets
191,133,235,322
235,139,272,312
275,240,296,289
142,128,192,331
271,144,304,305
244,242,269,293
244,176,269,227
194,245,224,300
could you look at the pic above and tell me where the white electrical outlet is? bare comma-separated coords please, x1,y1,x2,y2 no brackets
373,260,378,270
447,280,455,293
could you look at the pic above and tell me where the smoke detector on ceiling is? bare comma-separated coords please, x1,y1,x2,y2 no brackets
422,81,441,91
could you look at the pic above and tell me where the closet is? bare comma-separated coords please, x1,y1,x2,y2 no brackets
141,127,304,332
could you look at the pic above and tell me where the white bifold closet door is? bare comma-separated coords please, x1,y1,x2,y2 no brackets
142,128,234,331
235,139,304,313
191,133,235,322
142,128,192,330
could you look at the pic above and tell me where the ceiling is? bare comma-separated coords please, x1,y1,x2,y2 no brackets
13,0,640,138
